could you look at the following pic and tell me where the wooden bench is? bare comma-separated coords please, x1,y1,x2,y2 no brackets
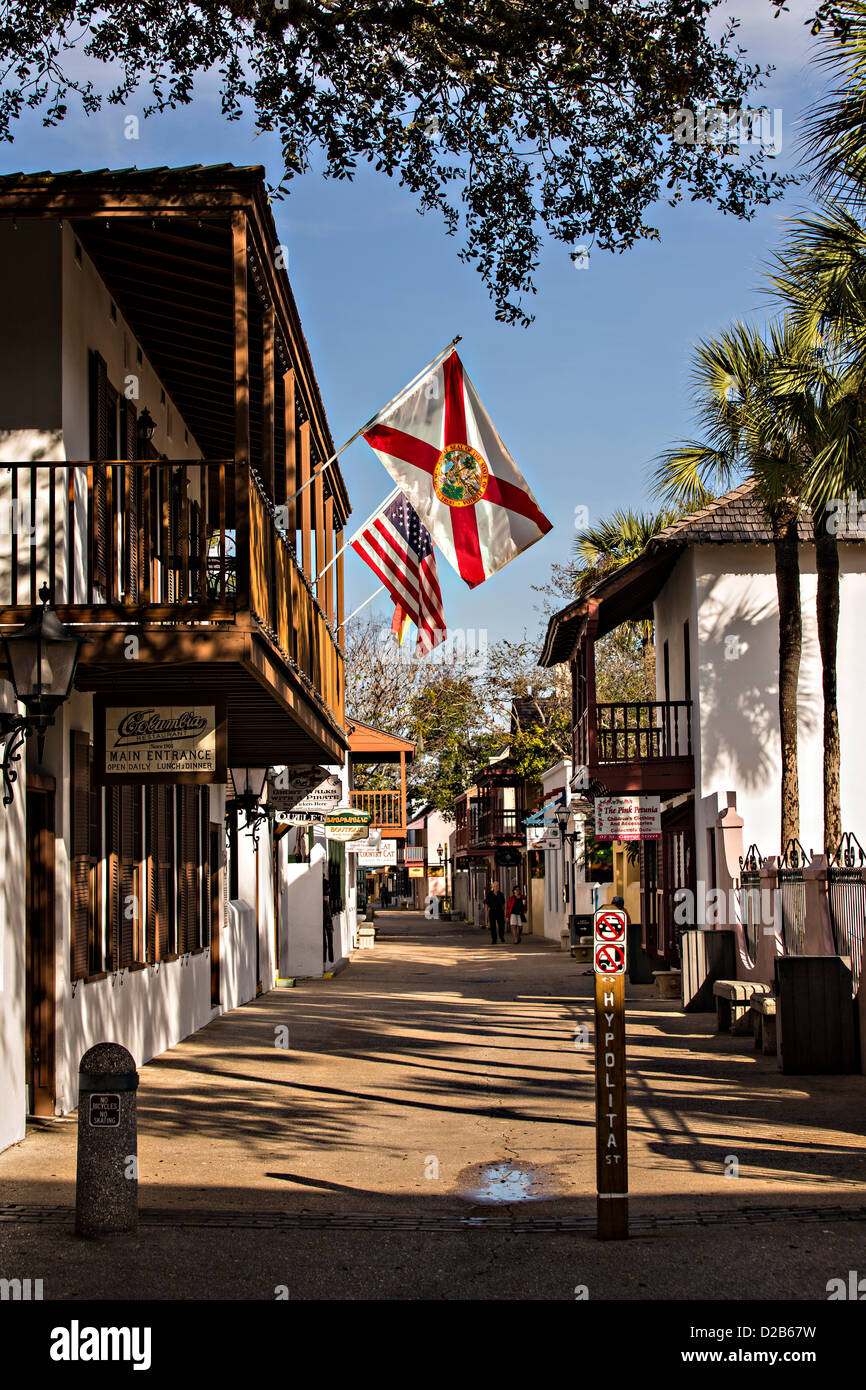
751,993,777,1055
713,979,765,1034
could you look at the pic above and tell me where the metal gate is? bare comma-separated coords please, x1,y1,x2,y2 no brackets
828,833,865,994
738,844,763,967
777,839,807,956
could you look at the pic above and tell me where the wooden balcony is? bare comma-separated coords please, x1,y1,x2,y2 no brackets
455,807,525,853
0,460,345,764
576,700,694,795
349,788,405,837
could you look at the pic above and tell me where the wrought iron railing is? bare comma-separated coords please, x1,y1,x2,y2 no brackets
777,838,807,957
828,833,865,994
738,843,764,967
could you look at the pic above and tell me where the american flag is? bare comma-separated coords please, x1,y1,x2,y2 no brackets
351,492,446,654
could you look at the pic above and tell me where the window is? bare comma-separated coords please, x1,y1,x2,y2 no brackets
328,839,346,914
72,781,214,975
103,785,143,970
683,621,691,703
70,731,97,980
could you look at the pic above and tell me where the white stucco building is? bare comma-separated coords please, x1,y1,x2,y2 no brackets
0,166,353,1154
541,482,866,970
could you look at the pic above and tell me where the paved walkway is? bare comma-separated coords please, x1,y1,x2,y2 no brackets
2,911,865,1299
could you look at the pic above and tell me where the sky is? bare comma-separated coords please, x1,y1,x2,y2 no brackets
0,0,827,652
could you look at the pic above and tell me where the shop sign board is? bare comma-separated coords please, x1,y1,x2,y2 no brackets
269,767,342,816
356,839,398,867
325,808,371,842
594,796,661,842
346,828,383,854
95,697,226,785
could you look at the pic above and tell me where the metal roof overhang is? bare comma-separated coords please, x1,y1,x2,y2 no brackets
540,544,683,666
0,166,350,525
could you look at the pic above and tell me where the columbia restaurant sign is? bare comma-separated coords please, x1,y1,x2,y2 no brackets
95,697,227,785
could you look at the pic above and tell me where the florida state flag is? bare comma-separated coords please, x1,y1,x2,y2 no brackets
364,350,552,589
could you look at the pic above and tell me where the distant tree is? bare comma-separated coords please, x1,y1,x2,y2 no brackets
1,0,796,323
344,616,499,815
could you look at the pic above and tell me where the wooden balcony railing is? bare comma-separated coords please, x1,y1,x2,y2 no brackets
577,700,692,767
0,459,344,728
455,808,524,850
249,478,343,728
350,788,404,830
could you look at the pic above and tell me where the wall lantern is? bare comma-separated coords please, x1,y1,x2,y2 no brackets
228,766,270,837
136,407,157,450
0,584,90,805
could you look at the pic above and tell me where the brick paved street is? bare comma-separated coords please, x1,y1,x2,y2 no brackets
2,912,865,1300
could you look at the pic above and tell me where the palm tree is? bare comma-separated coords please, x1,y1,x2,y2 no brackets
765,0,866,853
770,208,866,854
651,321,809,850
799,1,866,211
573,508,677,641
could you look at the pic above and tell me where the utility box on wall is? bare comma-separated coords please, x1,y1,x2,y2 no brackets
776,955,859,1074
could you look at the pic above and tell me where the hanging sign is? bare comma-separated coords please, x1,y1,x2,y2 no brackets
593,905,628,1240
346,828,383,854
269,767,342,815
594,796,661,842
408,866,425,879
356,839,398,867
494,848,522,867
325,808,371,842
95,697,226,785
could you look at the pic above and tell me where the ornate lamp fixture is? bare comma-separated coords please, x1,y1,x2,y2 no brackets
0,584,90,805
136,407,157,451
228,765,271,841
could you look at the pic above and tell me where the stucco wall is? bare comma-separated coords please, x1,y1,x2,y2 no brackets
0,683,27,1153
654,541,866,883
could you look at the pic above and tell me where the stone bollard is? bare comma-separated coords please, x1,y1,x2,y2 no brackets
75,1043,139,1237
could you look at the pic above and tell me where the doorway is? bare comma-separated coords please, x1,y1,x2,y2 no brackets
659,803,696,967
25,778,56,1116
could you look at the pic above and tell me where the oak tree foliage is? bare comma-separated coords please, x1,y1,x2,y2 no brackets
1,0,797,322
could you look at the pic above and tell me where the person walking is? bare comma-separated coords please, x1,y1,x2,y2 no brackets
507,885,527,944
485,881,506,944
380,882,391,910
322,877,335,968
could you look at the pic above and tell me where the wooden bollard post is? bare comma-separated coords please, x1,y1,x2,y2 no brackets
593,907,628,1240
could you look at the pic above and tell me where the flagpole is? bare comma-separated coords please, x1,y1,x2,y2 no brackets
314,486,401,584
336,584,387,632
283,334,461,510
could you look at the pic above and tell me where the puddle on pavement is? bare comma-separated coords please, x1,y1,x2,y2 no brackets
459,1161,554,1204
